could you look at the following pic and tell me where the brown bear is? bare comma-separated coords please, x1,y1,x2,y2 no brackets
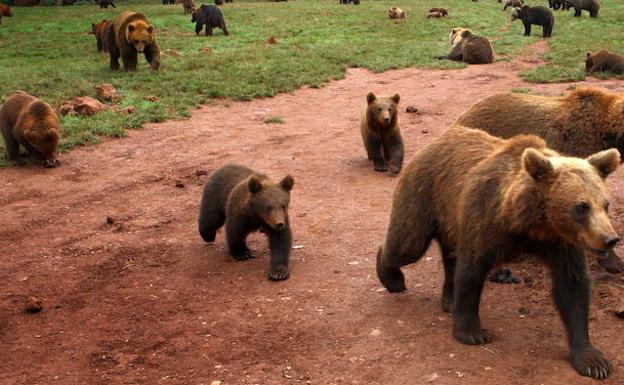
91,20,111,53
198,164,294,281
0,4,12,25
388,7,406,19
104,11,161,72
565,0,599,17
502,0,523,11
455,87,624,273
436,28,494,64
0,92,60,167
586,50,624,76
377,126,619,379
511,5,554,38
361,92,404,174
429,7,448,16
426,11,443,19
182,0,195,14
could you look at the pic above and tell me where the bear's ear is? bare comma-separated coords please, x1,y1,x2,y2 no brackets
147,25,154,33
248,176,263,194
280,175,294,191
587,149,620,178
586,52,592,58
128,23,136,32
367,92,376,104
391,94,400,104
522,148,555,182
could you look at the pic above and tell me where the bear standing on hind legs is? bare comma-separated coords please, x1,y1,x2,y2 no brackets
0,92,60,167
105,11,161,72
377,126,619,379
360,92,404,174
198,164,294,281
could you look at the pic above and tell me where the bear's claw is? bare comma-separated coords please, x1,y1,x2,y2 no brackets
572,347,612,379
268,268,289,281
453,328,493,345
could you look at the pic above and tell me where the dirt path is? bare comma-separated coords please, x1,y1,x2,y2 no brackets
2,44,624,385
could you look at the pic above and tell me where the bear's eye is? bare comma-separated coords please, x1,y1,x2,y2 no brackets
572,202,591,220
377,107,382,112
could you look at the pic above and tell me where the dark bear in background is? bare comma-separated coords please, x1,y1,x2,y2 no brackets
511,6,554,38
99,0,116,8
162,0,175,4
0,92,60,167
214,0,223,5
182,0,195,14
192,4,228,36
549,0,568,9
377,126,619,379
105,11,161,72
340,0,360,4
198,164,295,281
0,4,12,25
62,0,75,5
360,92,404,174
586,50,624,76
566,0,599,17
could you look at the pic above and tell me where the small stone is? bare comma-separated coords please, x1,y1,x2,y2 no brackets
421,129,429,134
95,83,120,102
200,46,213,54
163,49,182,57
267,36,277,45
195,169,208,176
144,95,159,102
59,96,106,116
519,307,530,315
424,373,438,382
406,105,418,113
106,216,115,225
369,329,381,336
25,296,43,313
210,381,221,385
174,180,185,188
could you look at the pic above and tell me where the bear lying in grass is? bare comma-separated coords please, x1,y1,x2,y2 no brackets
586,50,624,76
198,164,294,281
436,28,494,64
0,92,60,167
377,126,619,379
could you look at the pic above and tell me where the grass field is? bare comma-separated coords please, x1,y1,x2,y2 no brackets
1,0,624,165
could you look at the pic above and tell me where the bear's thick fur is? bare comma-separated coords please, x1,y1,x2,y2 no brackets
388,7,406,19
105,11,161,72
360,92,404,174
377,126,619,379
429,7,448,16
91,20,111,53
586,50,624,76
512,5,554,38
502,0,522,11
548,0,568,9
566,0,599,17
0,4,12,25
0,92,60,167
182,0,195,14
198,164,294,281
191,4,228,36
437,28,494,64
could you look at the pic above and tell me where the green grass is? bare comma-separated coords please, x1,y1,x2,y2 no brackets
1,0,623,165
264,116,284,124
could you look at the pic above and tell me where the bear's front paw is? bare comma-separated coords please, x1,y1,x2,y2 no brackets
374,163,388,172
45,159,60,168
389,165,401,175
268,267,289,281
572,347,613,379
453,327,493,345
232,249,255,261
597,250,624,274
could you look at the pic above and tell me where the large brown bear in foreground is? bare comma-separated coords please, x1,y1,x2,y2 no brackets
198,164,294,281
377,127,619,379
455,87,624,272
361,92,404,174
105,11,160,72
0,92,60,167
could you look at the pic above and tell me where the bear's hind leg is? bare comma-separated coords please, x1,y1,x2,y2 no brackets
221,21,229,36
547,248,612,379
440,243,456,313
452,255,494,345
267,225,292,281
1,119,20,161
198,208,225,243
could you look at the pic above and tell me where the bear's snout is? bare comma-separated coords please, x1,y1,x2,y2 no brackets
605,235,620,248
384,117,391,124
274,222,285,230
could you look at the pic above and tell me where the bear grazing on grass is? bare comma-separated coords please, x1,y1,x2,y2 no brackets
511,5,554,38
192,4,228,36
360,92,404,174
566,0,599,17
455,87,624,273
586,50,624,76
0,92,60,167
437,28,494,64
377,127,619,379
198,164,294,281
105,11,161,72
91,20,111,53
0,4,12,25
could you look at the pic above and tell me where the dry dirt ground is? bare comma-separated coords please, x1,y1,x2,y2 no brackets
2,43,624,385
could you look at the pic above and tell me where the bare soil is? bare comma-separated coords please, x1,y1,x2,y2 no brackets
2,43,624,385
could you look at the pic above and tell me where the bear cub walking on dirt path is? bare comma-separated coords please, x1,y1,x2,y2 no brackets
105,11,161,72
198,164,294,281
192,4,228,36
0,92,60,167
376,127,619,379
512,5,554,38
360,92,404,174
